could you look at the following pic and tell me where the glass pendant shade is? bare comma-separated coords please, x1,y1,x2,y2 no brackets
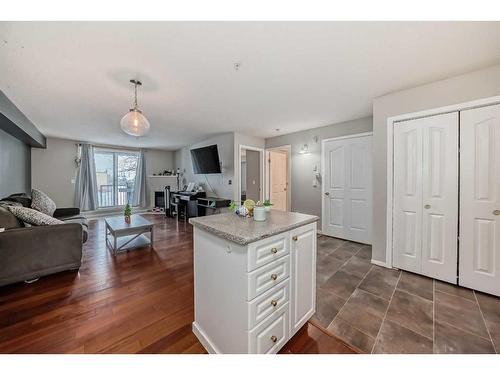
120,109,150,137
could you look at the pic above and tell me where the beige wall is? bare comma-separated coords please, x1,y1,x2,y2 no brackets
372,63,500,263
31,137,175,208
265,116,373,225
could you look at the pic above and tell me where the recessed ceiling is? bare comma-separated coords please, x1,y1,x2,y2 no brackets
1,21,500,150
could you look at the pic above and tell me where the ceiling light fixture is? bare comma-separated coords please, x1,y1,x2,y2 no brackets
120,79,150,137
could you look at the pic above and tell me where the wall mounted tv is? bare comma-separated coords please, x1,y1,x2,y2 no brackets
190,144,222,174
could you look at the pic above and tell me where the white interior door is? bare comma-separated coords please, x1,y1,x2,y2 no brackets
393,120,423,273
393,113,458,282
322,134,372,244
269,151,288,211
459,104,500,296
421,113,458,283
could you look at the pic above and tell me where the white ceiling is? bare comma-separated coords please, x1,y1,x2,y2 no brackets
1,22,500,150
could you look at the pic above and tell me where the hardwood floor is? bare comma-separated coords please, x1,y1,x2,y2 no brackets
0,215,354,354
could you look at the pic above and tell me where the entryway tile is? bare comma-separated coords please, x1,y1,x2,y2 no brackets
354,245,372,260
330,246,357,262
475,291,500,352
316,255,345,286
311,287,346,328
435,280,475,301
434,290,489,339
328,317,375,353
386,290,433,339
340,256,372,279
358,266,400,300
373,319,433,354
322,270,363,300
335,289,388,338
396,271,433,301
434,320,495,354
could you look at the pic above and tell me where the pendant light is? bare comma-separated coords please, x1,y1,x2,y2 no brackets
120,79,150,137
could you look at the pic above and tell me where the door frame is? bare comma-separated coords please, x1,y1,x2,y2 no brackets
385,95,500,269
238,144,265,204
321,132,373,239
265,145,292,211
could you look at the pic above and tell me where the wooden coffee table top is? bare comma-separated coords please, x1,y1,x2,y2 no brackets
105,214,153,233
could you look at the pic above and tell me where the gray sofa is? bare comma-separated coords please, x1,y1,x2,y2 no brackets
0,193,88,287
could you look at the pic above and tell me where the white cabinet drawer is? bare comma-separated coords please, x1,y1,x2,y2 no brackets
248,279,289,329
248,255,290,300
247,233,289,272
249,303,289,354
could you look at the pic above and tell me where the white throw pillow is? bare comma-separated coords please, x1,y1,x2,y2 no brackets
31,188,57,216
8,206,64,226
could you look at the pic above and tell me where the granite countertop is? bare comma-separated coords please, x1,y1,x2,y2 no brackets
189,210,319,245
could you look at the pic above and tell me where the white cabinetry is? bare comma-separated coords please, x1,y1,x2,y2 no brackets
192,222,316,354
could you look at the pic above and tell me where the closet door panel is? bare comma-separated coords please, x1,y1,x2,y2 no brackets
421,112,458,283
393,122,423,273
460,104,500,296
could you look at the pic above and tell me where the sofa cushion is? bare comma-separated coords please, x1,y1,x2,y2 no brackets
0,205,23,229
7,206,64,226
31,189,57,216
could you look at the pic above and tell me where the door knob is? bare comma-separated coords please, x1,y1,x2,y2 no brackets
494,210,500,216
324,192,330,196
424,204,431,209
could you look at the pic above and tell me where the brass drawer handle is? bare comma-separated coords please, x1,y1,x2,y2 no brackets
270,247,278,254
424,204,431,209
270,299,278,307
292,235,298,241
270,273,278,281
494,210,500,216
270,335,278,343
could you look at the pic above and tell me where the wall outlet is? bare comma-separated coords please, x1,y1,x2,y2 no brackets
228,179,232,185
71,178,76,184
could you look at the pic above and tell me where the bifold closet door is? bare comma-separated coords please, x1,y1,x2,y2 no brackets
393,112,458,283
460,104,500,296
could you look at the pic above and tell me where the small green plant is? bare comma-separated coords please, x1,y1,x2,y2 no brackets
263,199,273,207
124,204,132,217
228,201,238,212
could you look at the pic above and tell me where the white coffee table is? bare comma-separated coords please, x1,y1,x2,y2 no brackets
105,215,154,255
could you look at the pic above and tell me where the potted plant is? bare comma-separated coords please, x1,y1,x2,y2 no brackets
263,199,273,212
124,204,132,224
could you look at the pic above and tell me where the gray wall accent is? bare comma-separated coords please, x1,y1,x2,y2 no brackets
174,133,235,199
32,137,174,208
372,63,500,264
265,117,373,225
0,128,31,197
245,149,261,202
0,91,46,148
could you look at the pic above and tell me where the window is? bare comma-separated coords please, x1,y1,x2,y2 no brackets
94,149,139,208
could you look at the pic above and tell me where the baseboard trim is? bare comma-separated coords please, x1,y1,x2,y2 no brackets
371,259,390,268
192,321,218,354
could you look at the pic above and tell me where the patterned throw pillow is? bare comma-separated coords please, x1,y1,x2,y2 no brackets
31,189,57,216
7,206,64,226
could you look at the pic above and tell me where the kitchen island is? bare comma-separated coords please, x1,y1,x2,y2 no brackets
189,210,318,354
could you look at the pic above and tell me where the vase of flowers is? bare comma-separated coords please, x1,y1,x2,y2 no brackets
124,204,132,224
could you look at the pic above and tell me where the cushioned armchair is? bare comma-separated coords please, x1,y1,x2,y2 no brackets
0,193,87,287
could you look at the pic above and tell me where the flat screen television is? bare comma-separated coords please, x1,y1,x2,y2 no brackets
190,145,222,174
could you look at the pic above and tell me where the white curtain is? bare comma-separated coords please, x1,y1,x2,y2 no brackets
132,150,147,207
74,144,98,211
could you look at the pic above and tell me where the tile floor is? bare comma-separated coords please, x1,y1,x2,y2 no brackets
313,235,500,354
